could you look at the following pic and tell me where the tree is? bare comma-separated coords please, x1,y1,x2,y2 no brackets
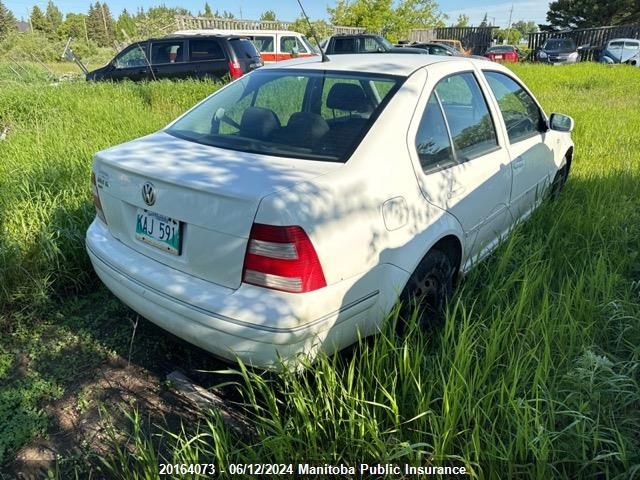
58,13,88,41
45,0,63,37
455,14,469,27
545,0,639,29
289,17,333,41
0,0,17,39
115,9,136,41
86,2,114,47
328,0,445,42
512,20,537,35
203,2,213,17
479,13,489,27
29,6,48,33
260,10,277,22
494,28,521,44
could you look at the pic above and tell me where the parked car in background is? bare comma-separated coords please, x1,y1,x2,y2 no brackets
628,50,640,66
87,54,575,368
599,38,640,64
86,34,262,82
397,42,488,61
484,45,520,63
323,34,427,55
432,39,470,55
536,38,581,64
174,29,319,63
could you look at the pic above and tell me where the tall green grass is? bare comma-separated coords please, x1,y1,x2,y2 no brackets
0,80,218,308
1,64,639,478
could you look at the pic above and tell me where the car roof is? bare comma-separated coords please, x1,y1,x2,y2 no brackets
173,29,305,36
162,34,244,41
607,38,640,43
260,53,487,76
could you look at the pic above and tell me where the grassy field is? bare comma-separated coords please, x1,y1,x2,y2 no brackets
0,64,639,478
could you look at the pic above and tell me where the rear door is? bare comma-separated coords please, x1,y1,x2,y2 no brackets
188,38,229,80
278,35,305,60
149,40,189,80
408,62,513,260
109,43,150,81
482,70,556,221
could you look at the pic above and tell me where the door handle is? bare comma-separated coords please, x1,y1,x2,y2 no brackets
513,157,525,170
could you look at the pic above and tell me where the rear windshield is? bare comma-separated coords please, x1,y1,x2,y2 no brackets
166,69,403,162
544,38,576,50
230,38,260,59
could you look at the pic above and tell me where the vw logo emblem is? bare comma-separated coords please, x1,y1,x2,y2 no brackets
141,182,156,206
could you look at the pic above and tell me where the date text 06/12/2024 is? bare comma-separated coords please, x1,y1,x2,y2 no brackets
157,463,469,476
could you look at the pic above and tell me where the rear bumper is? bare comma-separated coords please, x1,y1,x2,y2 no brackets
86,219,388,367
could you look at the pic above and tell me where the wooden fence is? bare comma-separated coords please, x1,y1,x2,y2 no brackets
175,16,364,34
528,24,640,61
410,27,498,54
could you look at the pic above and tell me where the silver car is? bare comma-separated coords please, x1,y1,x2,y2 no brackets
599,38,640,64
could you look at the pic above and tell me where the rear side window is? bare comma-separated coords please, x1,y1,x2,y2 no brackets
484,71,544,143
252,35,274,53
189,39,224,61
415,94,455,172
435,72,498,160
151,41,184,65
231,38,260,59
333,38,355,53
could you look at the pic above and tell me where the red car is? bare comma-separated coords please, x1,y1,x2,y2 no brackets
484,45,519,63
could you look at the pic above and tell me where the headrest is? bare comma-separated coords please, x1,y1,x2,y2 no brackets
326,83,369,112
239,107,280,140
286,112,329,144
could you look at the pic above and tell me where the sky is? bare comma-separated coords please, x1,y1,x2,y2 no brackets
5,0,551,28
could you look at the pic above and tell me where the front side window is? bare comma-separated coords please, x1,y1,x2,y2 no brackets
415,94,455,172
434,72,498,160
361,37,381,53
484,71,544,143
166,70,402,162
114,45,147,69
189,39,224,61
280,36,304,54
151,41,185,65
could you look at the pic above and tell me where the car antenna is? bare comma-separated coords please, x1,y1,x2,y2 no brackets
296,0,329,62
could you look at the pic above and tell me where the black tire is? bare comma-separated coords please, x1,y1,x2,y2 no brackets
550,162,569,199
399,249,454,330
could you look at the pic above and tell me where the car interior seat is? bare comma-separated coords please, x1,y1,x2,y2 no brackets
239,107,281,140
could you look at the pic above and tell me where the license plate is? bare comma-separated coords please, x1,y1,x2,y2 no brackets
135,209,181,255
495,55,503,59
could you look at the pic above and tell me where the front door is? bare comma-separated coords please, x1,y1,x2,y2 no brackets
482,70,556,221
409,63,513,261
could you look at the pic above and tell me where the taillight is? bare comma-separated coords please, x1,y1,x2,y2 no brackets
228,60,243,79
242,224,326,293
91,171,107,224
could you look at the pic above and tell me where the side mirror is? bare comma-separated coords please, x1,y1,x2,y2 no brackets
549,113,574,132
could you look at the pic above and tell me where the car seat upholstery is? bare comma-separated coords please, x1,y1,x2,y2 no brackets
326,83,371,113
270,112,330,148
239,107,281,140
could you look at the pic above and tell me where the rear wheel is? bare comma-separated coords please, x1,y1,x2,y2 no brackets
399,249,454,330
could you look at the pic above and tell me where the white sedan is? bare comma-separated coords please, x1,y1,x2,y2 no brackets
86,54,574,368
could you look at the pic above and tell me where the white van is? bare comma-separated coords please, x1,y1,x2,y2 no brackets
173,30,319,63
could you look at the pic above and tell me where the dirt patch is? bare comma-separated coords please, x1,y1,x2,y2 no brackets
6,356,202,479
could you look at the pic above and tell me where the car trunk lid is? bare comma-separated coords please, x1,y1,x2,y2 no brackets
93,131,336,290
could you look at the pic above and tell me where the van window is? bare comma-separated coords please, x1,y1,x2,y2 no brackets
230,38,260,59
114,45,147,69
151,41,185,65
280,36,306,54
189,39,225,61
252,35,274,53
